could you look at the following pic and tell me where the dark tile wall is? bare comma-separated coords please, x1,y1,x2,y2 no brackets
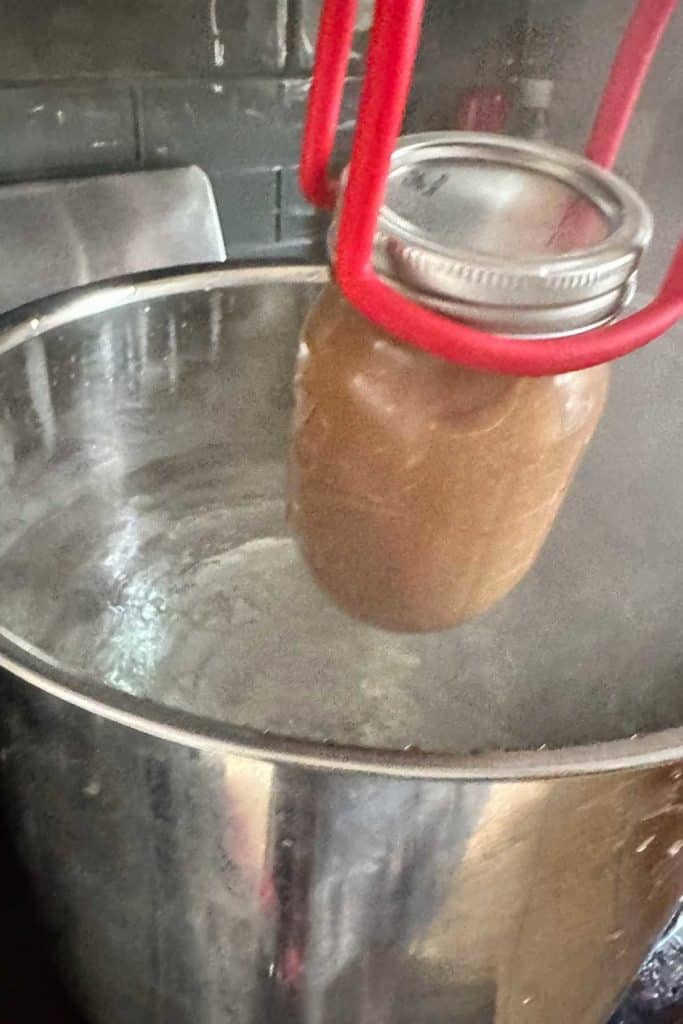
0,1,680,278
0,0,361,261
0,85,137,179
0,0,288,77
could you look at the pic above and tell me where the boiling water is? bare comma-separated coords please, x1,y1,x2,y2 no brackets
0,284,682,756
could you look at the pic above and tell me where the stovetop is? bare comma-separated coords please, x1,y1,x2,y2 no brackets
610,914,683,1024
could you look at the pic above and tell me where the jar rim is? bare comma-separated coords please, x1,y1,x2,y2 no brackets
330,132,653,336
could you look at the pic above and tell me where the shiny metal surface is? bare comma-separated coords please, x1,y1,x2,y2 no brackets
0,266,682,1023
1,268,683,775
1,681,682,1024
342,133,653,335
376,273,637,338
0,166,226,314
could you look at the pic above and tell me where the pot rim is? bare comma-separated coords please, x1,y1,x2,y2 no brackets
1,263,681,782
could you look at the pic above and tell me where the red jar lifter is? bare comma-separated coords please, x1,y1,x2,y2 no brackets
300,0,682,377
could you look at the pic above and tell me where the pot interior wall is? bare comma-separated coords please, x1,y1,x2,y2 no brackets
0,269,682,758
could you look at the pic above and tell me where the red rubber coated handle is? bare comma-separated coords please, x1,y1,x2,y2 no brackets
301,0,682,376
300,0,359,210
587,0,676,168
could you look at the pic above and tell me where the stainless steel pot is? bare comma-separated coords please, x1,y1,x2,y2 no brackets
0,265,682,1024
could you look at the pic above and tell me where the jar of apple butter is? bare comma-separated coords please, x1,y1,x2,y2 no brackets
288,134,652,632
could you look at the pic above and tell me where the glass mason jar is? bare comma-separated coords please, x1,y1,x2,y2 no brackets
288,134,652,632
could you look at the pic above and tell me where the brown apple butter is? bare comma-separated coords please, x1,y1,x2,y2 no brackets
287,134,651,631
289,284,609,631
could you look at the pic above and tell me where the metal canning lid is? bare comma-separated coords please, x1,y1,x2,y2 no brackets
332,132,653,337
